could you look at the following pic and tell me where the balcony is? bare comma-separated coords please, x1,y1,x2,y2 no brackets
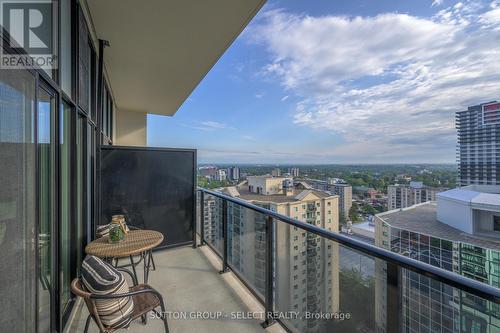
68,245,284,333
2,0,500,330
65,180,499,332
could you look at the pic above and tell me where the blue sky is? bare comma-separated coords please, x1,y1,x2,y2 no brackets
148,0,500,164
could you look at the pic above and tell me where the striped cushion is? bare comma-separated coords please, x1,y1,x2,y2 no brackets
96,224,111,238
81,255,134,328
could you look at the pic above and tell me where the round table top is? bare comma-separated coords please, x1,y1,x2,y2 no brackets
85,229,164,258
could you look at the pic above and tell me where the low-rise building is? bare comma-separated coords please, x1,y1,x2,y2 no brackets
215,169,227,181
387,181,445,210
271,168,281,177
199,165,217,178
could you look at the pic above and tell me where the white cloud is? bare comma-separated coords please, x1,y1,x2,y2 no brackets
185,121,235,131
248,1,500,161
480,7,500,25
432,0,444,7
281,95,289,101
255,92,264,99
242,135,257,141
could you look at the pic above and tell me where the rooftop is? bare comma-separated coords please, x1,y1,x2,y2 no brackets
437,185,500,210
225,187,335,204
388,182,445,190
376,202,500,251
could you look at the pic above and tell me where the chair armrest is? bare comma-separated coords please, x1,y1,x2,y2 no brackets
89,284,163,301
117,267,138,286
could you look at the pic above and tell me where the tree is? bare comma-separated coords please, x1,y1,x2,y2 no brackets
361,203,376,215
349,203,360,222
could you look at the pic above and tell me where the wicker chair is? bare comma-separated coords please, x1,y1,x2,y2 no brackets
71,269,169,333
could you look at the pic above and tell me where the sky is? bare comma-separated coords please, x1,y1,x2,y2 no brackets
148,0,500,164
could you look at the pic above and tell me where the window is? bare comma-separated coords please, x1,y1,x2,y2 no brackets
494,216,500,232
78,9,90,112
61,0,72,96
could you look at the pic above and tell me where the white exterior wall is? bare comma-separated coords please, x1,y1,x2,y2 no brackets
247,176,284,195
475,210,500,238
436,197,474,234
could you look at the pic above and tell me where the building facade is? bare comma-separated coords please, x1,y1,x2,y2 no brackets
375,200,500,333
222,176,340,333
289,167,300,177
0,0,265,331
272,168,282,177
457,102,500,186
215,169,227,181
387,181,444,210
304,179,353,222
330,183,353,222
227,166,240,181
199,166,218,178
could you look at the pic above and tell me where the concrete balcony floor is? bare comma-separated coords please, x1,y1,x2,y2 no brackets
67,245,285,333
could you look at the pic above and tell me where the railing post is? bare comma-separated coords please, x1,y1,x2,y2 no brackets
262,215,276,328
219,199,230,274
192,190,197,248
386,261,401,333
199,190,205,246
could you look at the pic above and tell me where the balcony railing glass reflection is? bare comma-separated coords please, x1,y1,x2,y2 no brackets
198,188,500,333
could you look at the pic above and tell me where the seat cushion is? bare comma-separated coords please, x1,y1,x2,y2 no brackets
96,224,111,238
81,255,134,328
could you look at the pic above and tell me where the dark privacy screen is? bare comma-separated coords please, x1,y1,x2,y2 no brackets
100,146,196,248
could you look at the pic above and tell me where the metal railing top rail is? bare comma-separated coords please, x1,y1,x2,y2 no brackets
197,187,500,303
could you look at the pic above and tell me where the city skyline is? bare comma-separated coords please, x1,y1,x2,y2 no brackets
148,0,500,164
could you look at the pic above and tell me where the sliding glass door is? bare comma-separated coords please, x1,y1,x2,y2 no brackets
60,101,72,315
75,115,86,276
0,68,37,332
37,84,56,332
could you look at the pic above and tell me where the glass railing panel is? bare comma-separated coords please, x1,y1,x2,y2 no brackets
274,220,384,332
197,192,500,333
202,194,224,255
399,268,500,333
226,201,267,299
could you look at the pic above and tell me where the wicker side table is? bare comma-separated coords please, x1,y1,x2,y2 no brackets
85,230,163,283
